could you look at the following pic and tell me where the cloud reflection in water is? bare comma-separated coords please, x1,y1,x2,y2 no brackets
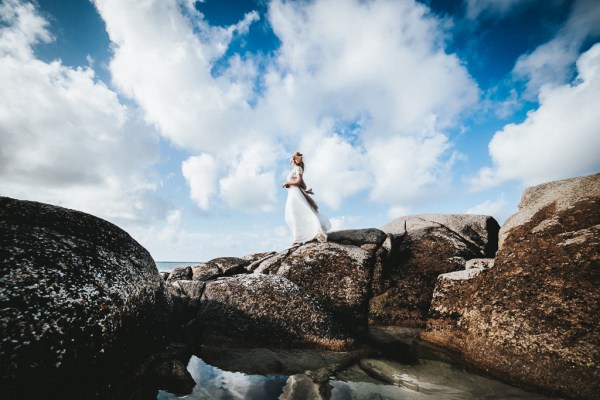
158,356,288,400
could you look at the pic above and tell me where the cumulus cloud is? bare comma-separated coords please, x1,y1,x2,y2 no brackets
181,154,220,211
299,129,370,210
471,43,600,189
94,0,479,214
367,133,455,205
465,194,507,217
0,0,161,224
218,143,279,212
129,208,290,261
92,0,260,152
512,0,600,98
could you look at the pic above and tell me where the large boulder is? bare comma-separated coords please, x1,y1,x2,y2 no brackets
371,214,499,326
0,197,173,398
382,214,500,256
255,238,380,330
498,172,600,249
194,274,352,350
420,173,600,399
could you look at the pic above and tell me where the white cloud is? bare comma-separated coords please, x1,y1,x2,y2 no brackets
0,0,161,225
367,133,454,204
328,215,362,232
388,205,412,220
218,143,278,212
299,130,371,210
465,194,506,217
512,0,600,98
182,153,220,211
92,0,259,152
471,43,600,189
93,0,479,215
130,208,290,261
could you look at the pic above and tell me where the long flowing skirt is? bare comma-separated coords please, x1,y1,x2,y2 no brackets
285,186,330,244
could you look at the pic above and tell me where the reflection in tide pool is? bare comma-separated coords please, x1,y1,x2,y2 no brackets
157,352,556,400
157,356,288,400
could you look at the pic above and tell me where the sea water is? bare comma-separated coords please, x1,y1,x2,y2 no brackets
156,261,202,273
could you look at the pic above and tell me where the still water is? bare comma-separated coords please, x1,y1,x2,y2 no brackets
156,339,557,400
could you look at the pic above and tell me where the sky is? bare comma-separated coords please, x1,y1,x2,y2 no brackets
1,0,599,261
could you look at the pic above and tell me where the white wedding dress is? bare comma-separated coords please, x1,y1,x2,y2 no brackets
285,166,331,244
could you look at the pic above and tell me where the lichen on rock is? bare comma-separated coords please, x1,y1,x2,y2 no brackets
0,196,173,398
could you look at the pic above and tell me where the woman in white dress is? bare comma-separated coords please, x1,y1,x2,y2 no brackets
282,152,331,245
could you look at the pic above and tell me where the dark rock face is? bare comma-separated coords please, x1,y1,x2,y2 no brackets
115,342,195,398
420,173,600,399
167,280,205,309
166,266,192,284
256,242,375,330
371,214,499,326
327,228,387,247
0,197,173,398
195,274,352,350
208,257,248,275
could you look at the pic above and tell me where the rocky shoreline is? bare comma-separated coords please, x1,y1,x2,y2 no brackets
1,173,598,399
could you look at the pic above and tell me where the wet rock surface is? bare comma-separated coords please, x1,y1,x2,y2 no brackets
0,196,173,398
421,173,600,399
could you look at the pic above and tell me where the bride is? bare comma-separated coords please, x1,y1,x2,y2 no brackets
282,151,331,245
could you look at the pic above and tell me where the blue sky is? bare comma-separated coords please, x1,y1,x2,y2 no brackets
1,0,599,261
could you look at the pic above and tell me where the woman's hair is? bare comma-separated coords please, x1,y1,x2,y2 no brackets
292,151,305,170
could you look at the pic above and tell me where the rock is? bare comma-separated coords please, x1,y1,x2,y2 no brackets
242,251,276,263
0,197,173,399
357,358,552,399
195,274,352,350
279,374,323,400
167,280,205,309
208,256,248,275
255,241,374,330
160,271,170,281
327,228,386,247
420,173,600,399
465,258,494,270
166,266,192,284
370,217,494,326
116,342,195,398
245,253,277,272
499,172,600,249
253,246,299,274
366,326,421,363
190,258,248,281
191,263,220,281
242,251,277,271
145,355,195,396
197,345,365,376
382,214,500,256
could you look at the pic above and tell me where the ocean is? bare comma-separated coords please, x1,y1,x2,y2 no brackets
155,261,201,273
